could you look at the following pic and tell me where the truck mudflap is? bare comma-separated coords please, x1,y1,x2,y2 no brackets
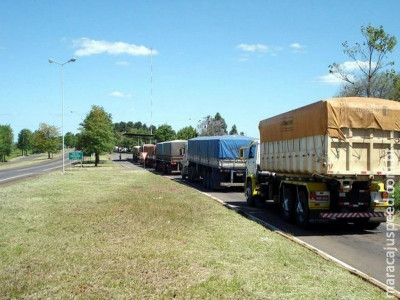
319,212,386,219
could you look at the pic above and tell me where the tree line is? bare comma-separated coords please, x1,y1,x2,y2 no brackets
0,107,239,165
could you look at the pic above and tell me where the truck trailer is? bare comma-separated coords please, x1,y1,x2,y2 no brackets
140,144,155,168
243,97,400,228
182,135,253,190
155,140,186,174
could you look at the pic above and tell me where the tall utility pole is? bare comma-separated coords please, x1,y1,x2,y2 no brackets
150,48,153,136
48,57,77,174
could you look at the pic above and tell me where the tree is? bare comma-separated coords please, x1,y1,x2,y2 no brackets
64,132,77,149
198,113,228,136
79,106,115,166
154,124,176,142
32,123,59,158
390,75,400,100
17,129,33,156
0,125,13,162
177,126,198,140
229,124,238,135
329,24,397,97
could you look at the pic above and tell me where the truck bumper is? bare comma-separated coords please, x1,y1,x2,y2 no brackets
318,212,386,222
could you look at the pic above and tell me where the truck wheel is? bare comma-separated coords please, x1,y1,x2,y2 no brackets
295,191,309,227
281,187,294,222
245,182,255,207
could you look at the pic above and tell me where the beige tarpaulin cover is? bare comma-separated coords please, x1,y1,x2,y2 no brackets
259,97,400,142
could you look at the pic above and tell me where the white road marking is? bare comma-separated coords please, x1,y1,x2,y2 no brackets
0,173,34,182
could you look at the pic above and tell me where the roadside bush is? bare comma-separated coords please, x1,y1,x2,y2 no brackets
394,183,400,211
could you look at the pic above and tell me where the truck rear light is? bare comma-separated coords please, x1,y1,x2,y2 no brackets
310,192,316,201
310,191,330,202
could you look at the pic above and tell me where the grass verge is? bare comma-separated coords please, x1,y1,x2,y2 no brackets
0,166,388,299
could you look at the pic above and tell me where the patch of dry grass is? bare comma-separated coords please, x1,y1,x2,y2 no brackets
0,167,387,299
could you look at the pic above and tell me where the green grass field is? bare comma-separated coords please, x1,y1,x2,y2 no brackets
0,162,388,299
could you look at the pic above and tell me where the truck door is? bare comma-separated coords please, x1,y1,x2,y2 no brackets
247,142,258,176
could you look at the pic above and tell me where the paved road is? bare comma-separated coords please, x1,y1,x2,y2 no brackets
0,154,69,185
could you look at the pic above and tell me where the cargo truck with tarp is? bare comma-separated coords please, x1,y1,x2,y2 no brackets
182,135,253,190
242,97,400,228
155,140,186,174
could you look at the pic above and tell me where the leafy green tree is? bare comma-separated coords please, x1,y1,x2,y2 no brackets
32,123,59,158
64,132,77,149
229,124,238,135
198,113,228,136
155,124,176,142
329,24,397,97
0,125,13,162
176,126,197,140
387,74,400,101
17,128,33,156
79,105,115,166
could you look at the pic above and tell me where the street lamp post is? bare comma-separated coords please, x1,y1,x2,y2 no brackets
49,57,76,174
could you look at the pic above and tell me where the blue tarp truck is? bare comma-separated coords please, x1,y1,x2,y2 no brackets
182,135,253,190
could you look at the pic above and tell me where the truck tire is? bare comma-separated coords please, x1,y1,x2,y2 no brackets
245,181,255,207
295,190,309,227
281,186,295,222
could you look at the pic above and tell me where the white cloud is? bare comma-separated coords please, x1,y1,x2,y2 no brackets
237,57,249,63
116,61,130,66
290,42,306,53
290,43,302,49
318,60,377,85
339,60,376,72
317,74,344,85
236,43,283,60
237,43,269,53
73,38,157,57
109,91,132,98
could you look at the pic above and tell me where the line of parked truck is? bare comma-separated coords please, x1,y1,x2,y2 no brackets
128,97,400,229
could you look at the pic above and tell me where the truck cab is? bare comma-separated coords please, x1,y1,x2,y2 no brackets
246,140,260,178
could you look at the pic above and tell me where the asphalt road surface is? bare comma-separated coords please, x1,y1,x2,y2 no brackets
0,154,69,185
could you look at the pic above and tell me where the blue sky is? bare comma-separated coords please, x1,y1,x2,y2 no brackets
1,1,400,140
